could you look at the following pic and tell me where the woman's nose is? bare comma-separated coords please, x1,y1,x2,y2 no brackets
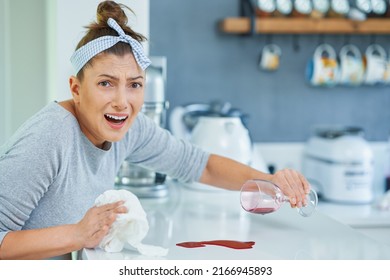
112,88,128,110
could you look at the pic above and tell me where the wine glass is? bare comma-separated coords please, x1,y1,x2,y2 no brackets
240,179,318,217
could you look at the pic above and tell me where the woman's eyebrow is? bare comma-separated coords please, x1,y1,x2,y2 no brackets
98,74,119,81
128,75,144,81
98,74,144,81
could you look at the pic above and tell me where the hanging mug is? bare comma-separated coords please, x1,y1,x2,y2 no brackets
306,44,339,87
363,44,387,85
259,44,282,71
338,44,364,86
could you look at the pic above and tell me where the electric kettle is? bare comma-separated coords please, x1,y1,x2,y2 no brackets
190,116,252,165
169,101,249,141
169,101,252,164
169,101,268,183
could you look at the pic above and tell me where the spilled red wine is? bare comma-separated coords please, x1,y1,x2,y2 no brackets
176,240,255,250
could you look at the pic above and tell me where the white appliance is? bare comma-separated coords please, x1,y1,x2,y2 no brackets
190,116,252,165
302,127,374,204
169,101,268,172
169,102,268,191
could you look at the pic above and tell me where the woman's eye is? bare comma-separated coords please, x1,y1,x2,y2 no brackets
131,82,142,89
99,81,111,87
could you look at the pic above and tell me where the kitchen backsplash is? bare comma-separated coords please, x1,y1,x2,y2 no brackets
150,0,390,142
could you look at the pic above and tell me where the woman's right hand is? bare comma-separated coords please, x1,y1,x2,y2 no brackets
75,201,127,249
270,168,311,208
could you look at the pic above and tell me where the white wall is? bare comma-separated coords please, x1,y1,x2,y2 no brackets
1,0,47,140
0,0,9,145
47,0,150,103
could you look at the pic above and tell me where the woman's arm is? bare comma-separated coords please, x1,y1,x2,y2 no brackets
199,154,310,208
0,201,126,260
0,225,83,260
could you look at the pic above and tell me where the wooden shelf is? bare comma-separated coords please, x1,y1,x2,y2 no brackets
220,17,390,34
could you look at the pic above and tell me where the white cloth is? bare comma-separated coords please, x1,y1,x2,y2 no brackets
94,189,168,257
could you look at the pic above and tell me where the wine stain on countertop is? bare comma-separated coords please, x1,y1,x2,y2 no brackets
176,240,255,250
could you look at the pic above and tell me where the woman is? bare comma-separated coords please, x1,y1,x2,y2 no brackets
0,1,310,260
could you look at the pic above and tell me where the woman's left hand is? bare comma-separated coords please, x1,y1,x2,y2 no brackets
75,201,127,249
270,168,311,208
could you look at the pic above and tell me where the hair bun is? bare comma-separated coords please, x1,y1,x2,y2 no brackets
96,0,128,26
75,0,146,61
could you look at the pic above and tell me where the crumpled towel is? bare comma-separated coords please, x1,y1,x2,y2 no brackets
376,190,390,211
94,189,168,257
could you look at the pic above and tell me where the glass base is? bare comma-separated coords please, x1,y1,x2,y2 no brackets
297,189,318,217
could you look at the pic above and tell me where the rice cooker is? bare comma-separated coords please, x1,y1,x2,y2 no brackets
302,127,374,204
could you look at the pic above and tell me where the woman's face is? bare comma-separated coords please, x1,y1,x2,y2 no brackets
69,52,145,148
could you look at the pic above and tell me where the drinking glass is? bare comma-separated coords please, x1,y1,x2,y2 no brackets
240,179,318,217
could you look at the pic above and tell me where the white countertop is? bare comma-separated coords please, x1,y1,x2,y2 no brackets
82,181,390,260
317,200,390,227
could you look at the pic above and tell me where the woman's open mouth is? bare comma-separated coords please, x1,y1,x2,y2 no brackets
104,113,128,129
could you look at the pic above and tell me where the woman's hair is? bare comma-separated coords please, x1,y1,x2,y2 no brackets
75,0,147,80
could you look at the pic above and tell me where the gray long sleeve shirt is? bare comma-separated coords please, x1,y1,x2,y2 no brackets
0,102,209,245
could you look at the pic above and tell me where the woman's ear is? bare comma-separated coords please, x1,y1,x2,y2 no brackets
69,76,81,104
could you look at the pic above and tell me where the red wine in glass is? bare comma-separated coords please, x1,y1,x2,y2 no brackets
248,207,278,215
240,179,317,217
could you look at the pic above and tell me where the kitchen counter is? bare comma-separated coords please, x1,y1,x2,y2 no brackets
82,181,390,260
317,200,390,247
318,200,390,227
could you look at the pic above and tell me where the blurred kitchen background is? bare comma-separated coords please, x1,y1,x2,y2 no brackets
1,0,390,244
150,1,390,142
